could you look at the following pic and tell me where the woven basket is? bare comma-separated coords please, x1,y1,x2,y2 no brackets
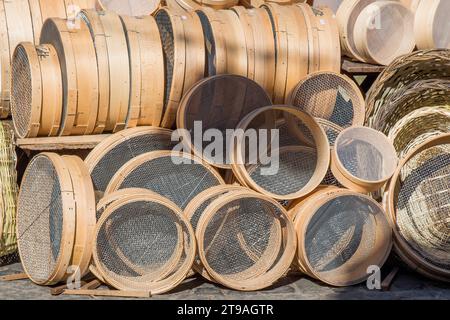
369,79,450,133
388,106,450,159
0,121,19,258
366,49,450,123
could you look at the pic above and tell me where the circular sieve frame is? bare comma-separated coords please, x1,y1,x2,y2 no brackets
196,191,297,291
331,126,399,193
387,133,450,280
17,153,76,285
287,71,366,128
104,150,225,198
293,188,393,287
184,185,254,281
176,74,273,170
11,42,42,139
231,105,331,200
93,194,196,294
95,0,161,16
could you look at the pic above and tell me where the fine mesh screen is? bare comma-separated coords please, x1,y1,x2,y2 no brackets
115,153,223,210
234,108,326,199
155,10,175,117
180,75,272,167
200,197,284,282
303,194,389,285
396,144,450,270
11,45,34,139
94,198,194,293
335,127,398,182
89,130,174,192
289,73,365,128
17,155,64,284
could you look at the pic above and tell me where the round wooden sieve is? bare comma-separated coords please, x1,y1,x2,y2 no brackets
414,0,450,50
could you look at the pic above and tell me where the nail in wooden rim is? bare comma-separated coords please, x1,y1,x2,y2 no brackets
17,153,76,285
85,126,173,192
292,188,392,287
96,0,161,16
62,155,96,278
155,8,187,129
414,0,450,50
354,1,415,66
93,193,196,294
196,7,227,76
38,44,63,137
105,150,225,208
11,42,42,139
96,191,184,283
331,126,398,193
184,185,251,281
196,191,297,291
1,0,34,118
287,71,366,128
231,105,330,200
336,0,376,61
40,18,77,136
176,74,272,170
97,10,129,133
387,133,450,281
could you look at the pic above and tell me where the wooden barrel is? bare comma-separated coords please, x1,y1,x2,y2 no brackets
414,0,450,50
353,1,415,65
336,0,376,61
121,15,165,127
96,0,161,16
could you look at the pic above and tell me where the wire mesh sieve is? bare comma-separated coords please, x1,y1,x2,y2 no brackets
388,134,450,280
184,185,250,280
177,75,272,169
105,151,225,210
231,105,330,200
293,188,392,286
331,126,398,193
288,72,365,128
85,127,174,193
17,153,75,285
196,191,296,291
11,42,41,139
93,194,196,294
316,118,344,147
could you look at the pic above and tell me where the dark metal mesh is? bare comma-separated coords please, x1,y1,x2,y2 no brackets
396,144,450,270
290,73,363,128
155,10,175,117
17,156,64,283
90,132,174,192
202,197,283,280
118,155,222,209
183,75,271,166
11,45,33,138
196,11,217,76
305,195,378,274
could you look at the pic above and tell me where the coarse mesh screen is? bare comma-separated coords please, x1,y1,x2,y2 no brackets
90,132,174,192
304,195,379,279
155,11,175,117
336,127,397,182
11,45,34,139
196,11,217,76
239,111,318,196
117,155,222,209
201,197,283,281
17,156,64,283
182,75,271,167
396,144,450,270
96,200,183,285
290,73,364,128
316,118,343,147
